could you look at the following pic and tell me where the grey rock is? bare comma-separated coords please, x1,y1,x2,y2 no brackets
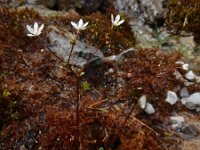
181,93,200,112
166,91,178,105
103,48,137,63
139,95,147,109
48,26,137,69
179,36,196,55
56,0,81,10
78,0,103,13
170,116,185,129
185,70,197,81
37,0,103,13
37,0,57,8
48,26,104,68
181,124,199,139
180,87,190,98
0,0,25,7
113,0,165,25
144,102,155,115
113,0,197,54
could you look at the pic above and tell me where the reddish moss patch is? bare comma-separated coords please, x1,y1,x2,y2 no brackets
0,4,199,150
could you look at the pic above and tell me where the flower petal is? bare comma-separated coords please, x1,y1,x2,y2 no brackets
116,19,124,26
71,21,78,29
27,33,35,37
78,19,83,28
33,22,38,34
83,22,88,28
38,24,44,34
111,14,114,24
115,14,120,22
26,25,34,34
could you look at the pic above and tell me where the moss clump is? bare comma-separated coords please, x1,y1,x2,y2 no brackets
166,0,200,33
0,6,47,51
83,13,135,56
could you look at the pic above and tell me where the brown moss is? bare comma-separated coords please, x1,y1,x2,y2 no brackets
0,44,184,149
0,4,198,150
0,6,46,51
1,106,164,150
166,0,200,33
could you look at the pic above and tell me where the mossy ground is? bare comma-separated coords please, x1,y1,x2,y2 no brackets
0,4,200,150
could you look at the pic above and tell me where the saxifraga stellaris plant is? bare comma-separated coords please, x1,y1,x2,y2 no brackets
26,14,124,148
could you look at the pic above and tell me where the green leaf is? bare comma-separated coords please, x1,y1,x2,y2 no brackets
0,72,6,79
98,147,104,150
82,82,90,91
3,89,10,97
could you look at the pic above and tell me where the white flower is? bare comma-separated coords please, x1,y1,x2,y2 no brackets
111,14,124,27
71,19,88,33
26,22,44,37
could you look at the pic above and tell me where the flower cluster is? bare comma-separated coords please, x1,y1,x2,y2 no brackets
26,14,124,36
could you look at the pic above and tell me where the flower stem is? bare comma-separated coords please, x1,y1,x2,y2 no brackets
68,44,75,64
76,75,80,143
